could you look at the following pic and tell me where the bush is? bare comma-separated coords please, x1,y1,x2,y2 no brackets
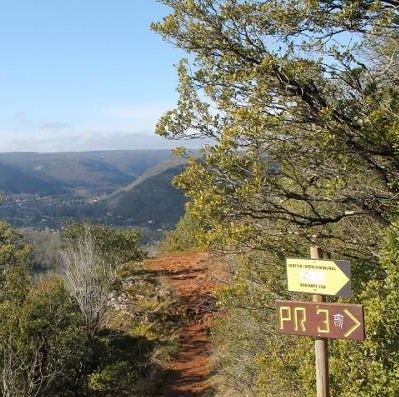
162,213,205,252
0,274,90,397
328,222,399,397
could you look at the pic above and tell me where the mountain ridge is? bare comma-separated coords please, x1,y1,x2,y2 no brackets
0,149,180,194
0,149,187,234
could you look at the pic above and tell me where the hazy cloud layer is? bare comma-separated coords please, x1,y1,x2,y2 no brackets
40,122,72,130
0,129,205,152
0,103,207,152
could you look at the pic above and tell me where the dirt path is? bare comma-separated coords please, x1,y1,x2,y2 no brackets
145,252,218,397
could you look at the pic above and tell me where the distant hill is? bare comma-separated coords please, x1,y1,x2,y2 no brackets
0,150,188,234
0,162,66,195
79,163,187,230
0,150,178,195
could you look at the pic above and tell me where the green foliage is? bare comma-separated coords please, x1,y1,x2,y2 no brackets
0,221,30,271
61,221,144,265
21,229,62,272
327,222,399,397
0,220,177,396
153,0,399,255
213,252,310,396
162,212,205,252
0,221,31,303
0,274,90,397
213,231,399,396
0,271,170,397
87,259,181,397
87,332,161,397
153,1,399,395
60,222,145,336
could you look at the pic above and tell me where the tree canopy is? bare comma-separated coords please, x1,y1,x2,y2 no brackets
153,0,399,258
153,1,399,395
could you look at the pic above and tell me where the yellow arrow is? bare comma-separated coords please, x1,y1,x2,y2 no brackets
286,258,351,297
343,309,361,338
327,261,350,295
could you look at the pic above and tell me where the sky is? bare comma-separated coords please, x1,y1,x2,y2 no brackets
0,0,188,152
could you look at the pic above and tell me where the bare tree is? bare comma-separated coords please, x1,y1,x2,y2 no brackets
60,225,118,336
2,333,58,397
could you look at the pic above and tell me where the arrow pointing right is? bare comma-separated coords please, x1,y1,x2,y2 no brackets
343,309,361,338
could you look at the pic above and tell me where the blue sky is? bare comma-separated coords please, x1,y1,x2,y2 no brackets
0,1,185,152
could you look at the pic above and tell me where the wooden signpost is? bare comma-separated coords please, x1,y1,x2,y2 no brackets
276,245,365,397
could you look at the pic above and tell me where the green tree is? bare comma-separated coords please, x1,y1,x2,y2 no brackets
327,222,399,397
153,0,399,256
161,212,205,252
0,221,31,304
0,221,30,272
61,221,144,266
153,1,399,395
0,277,90,397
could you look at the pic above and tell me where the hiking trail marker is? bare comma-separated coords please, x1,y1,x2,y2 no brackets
286,258,351,297
276,300,365,341
276,245,365,397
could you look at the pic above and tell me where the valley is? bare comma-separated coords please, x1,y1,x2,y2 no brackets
0,150,187,236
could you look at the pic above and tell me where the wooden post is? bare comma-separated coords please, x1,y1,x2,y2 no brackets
310,245,330,397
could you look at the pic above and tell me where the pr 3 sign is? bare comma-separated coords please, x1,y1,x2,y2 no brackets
276,300,365,341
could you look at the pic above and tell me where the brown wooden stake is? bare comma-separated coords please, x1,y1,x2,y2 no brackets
310,245,330,397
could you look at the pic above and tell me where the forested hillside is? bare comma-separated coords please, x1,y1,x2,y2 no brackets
90,164,187,228
0,150,186,233
0,162,66,195
0,150,177,194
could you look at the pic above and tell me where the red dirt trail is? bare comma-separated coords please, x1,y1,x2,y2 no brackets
145,252,218,397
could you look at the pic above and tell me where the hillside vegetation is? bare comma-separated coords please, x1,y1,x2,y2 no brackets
0,162,66,195
86,164,187,229
0,221,183,397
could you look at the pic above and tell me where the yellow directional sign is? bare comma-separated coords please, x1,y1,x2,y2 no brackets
286,258,351,297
